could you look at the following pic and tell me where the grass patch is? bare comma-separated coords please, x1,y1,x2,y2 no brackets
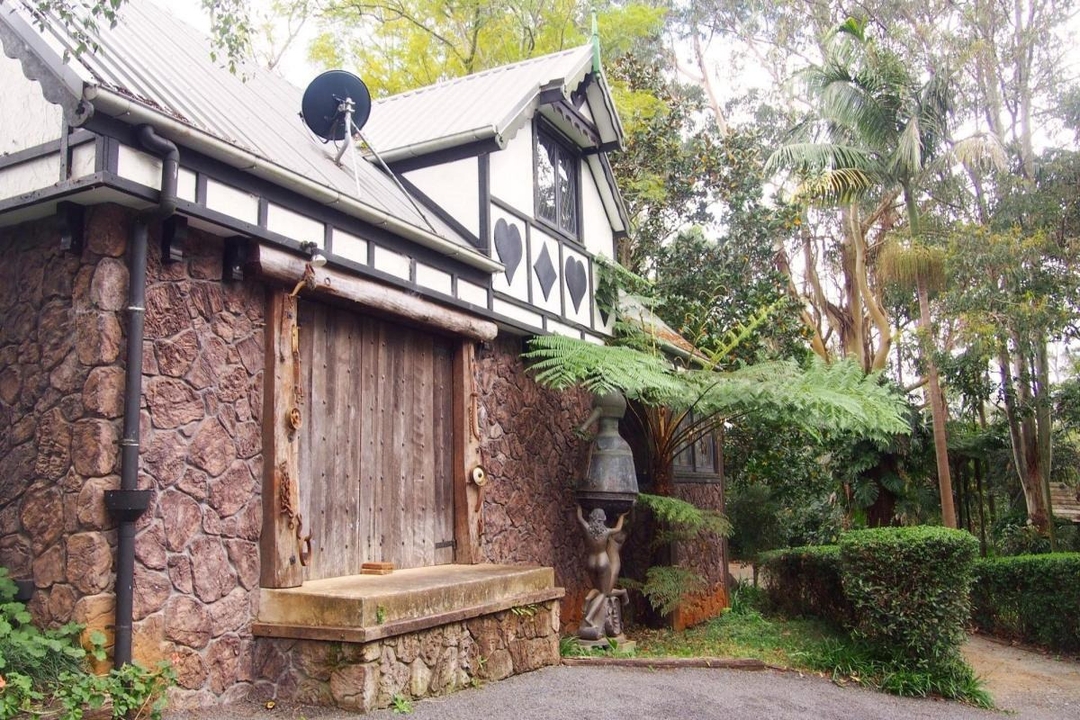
632,589,993,709
635,609,838,667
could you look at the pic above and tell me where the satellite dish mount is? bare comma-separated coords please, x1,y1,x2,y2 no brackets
300,70,438,235
301,70,373,195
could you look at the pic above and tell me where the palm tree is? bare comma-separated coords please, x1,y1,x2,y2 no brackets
768,18,957,528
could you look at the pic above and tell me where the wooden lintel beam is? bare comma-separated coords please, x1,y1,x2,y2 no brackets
249,244,498,342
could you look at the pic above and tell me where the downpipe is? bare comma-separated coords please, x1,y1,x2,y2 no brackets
105,125,178,667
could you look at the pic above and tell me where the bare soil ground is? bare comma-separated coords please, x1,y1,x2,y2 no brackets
963,634,1080,717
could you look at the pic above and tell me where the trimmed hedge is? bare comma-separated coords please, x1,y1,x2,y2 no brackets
971,553,1080,653
839,527,979,668
759,545,852,626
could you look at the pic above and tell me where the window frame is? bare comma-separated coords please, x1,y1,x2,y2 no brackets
672,414,722,483
532,120,582,242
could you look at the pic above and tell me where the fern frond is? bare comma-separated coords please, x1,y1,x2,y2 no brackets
524,335,689,405
640,566,707,616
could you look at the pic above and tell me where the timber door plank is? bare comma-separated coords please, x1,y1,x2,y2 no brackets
309,304,335,578
432,340,455,565
291,301,461,576
347,313,364,570
359,317,380,565
412,334,436,567
376,322,398,564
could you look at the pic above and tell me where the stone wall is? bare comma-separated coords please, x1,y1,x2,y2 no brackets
0,205,266,709
472,336,594,628
671,481,728,630
0,204,635,709
0,207,119,633
254,601,559,712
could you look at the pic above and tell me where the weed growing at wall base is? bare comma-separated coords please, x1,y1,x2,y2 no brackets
0,567,176,719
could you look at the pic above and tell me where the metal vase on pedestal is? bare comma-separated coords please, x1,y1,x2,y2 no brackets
575,391,638,646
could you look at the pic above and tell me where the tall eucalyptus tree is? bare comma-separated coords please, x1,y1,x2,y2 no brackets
768,18,957,527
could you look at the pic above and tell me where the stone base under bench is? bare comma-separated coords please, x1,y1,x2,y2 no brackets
251,565,563,711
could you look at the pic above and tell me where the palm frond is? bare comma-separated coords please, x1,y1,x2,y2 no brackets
766,142,877,175
795,167,878,204
525,341,909,442
891,114,924,178
951,133,1007,172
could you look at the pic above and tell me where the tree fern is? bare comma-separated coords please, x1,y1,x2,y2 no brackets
526,335,908,440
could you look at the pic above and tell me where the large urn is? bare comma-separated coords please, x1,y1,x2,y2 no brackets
576,391,638,517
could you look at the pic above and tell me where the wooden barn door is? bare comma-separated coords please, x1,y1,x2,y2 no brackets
297,300,456,580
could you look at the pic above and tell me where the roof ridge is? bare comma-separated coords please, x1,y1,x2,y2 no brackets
374,44,591,105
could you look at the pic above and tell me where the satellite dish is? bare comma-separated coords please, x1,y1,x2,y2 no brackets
301,70,372,142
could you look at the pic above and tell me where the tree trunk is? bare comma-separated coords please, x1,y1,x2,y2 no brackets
974,456,988,556
998,344,1050,532
1035,340,1056,549
918,275,956,528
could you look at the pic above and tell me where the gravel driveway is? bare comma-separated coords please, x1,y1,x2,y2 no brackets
168,636,1080,720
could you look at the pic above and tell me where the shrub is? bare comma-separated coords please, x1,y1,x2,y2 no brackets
0,567,176,719
759,545,851,626
839,527,978,669
726,484,782,562
971,552,1080,653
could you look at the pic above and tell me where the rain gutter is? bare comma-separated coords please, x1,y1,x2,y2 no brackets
84,86,503,274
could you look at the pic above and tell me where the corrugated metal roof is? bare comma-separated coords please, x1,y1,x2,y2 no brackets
20,1,470,247
363,45,595,158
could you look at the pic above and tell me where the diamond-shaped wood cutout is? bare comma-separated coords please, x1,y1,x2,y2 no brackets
534,244,557,300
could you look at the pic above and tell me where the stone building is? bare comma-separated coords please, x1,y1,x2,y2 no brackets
0,2,727,711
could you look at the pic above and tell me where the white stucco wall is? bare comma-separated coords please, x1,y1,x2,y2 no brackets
403,157,480,237
489,123,534,217
0,52,63,156
581,162,615,259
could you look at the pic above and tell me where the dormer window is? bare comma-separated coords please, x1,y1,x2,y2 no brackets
535,124,579,238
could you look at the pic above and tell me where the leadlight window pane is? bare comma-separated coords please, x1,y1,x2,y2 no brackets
536,134,558,225
558,151,577,234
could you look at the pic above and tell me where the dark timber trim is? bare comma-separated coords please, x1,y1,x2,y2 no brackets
384,137,502,174
478,153,491,254
396,173,482,250
0,130,94,172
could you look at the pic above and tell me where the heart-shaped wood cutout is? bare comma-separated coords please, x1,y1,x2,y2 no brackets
565,256,588,312
494,218,523,284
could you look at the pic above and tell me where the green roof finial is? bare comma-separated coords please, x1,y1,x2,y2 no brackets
591,10,600,73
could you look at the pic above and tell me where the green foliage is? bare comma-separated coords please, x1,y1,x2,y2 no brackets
759,545,851,626
971,553,1080,653
558,636,636,658
796,639,992,707
312,0,665,97
524,335,909,441
636,493,731,542
758,535,990,706
769,18,951,209
726,579,766,615
0,568,176,719
390,693,413,714
636,566,706,617
839,527,978,670
726,484,782,562
637,600,991,705
0,568,86,689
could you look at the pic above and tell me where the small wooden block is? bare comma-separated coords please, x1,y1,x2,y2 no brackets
361,562,394,575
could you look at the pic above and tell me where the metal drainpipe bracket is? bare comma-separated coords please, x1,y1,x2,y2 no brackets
104,489,153,523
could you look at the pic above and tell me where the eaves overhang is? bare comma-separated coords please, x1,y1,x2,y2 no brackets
0,5,503,275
